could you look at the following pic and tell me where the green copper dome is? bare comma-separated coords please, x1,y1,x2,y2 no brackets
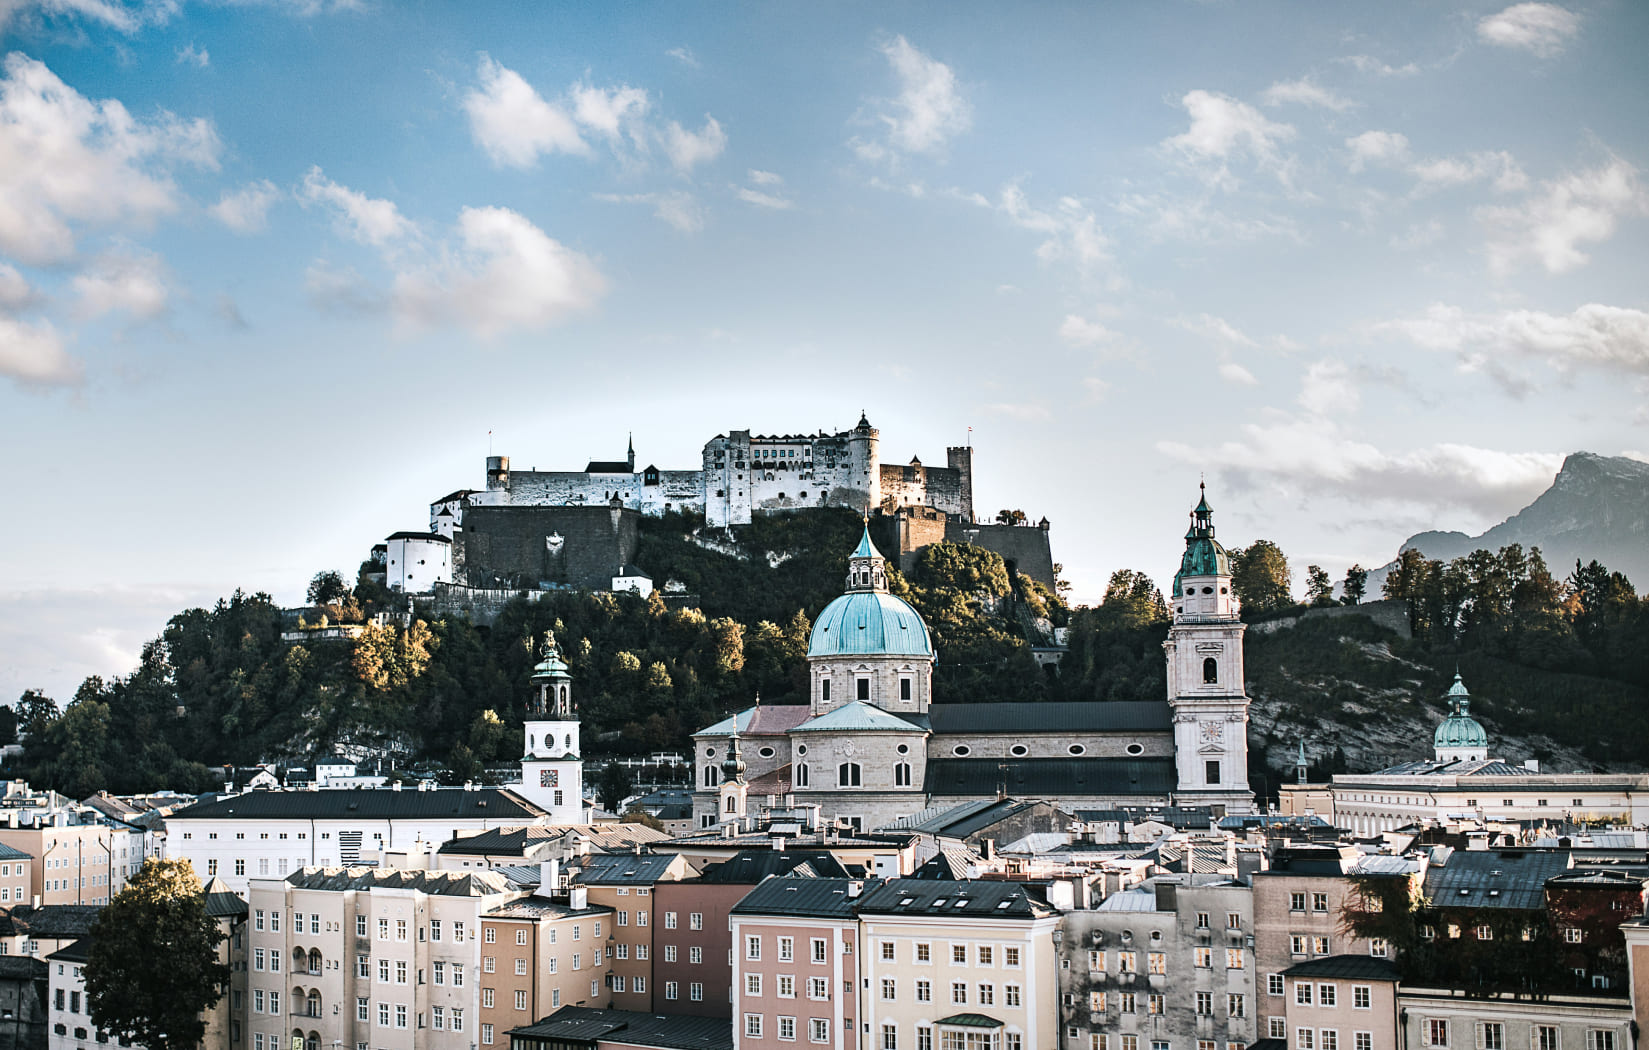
532,633,571,679
1172,484,1232,598
808,529,934,658
1433,673,1488,751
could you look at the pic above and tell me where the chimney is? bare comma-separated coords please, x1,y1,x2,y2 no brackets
536,860,559,898
568,886,587,910
392,781,402,792
982,839,996,861
847,881,863,899
772,836,786,852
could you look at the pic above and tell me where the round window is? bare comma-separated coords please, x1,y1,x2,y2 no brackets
896,744,909,755
953,745,972,757
758,747,775,759
1202,586,1213,594
1126,743,1145,756
1175,606,1182,614
1010,745,1028,757
705,747,716,758
1068,744,1086,756
1220,586,1228,594
796,745,808,756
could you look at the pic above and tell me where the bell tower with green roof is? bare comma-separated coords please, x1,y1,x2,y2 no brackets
1164,484,1255,813
518,631,586,824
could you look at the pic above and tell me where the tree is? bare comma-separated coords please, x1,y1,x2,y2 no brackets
596,761,635,814
995,509,1027,525
1305,565,1335,607
1341,564,1368,606
1231,540,1293,614
14,689,58,740
306,570,349,606
85,859,229,1050
1096,570,1168,630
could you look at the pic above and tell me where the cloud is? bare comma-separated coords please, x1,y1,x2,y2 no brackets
1164,89,1295,178
734,170,792,210
0,0,171,34
1296,358,1358,415
1371,302,1649,383
0,313,79,386
665,47,699,69
1262,78,1352,112
0,262,37,310
299,165,417,248
462,54,588,169
1174,313,1259,348
1340,55,1420,77
1114,190,1303,244
595,190,705,233
209,178,281,233
1389,219,1445,250
175,42,209,67
1219,362,1258,386
1344,129,1525,194
1477,3,1580,58
1345,130,1410,173
661,115,725,174
304,260,386,315
0,52,219,265
391,206,606,337
1478,158,1646,275
748,169,783,186
72,249,169,319
854,35,970,162
1058,314,1118,347
998,184,1115,279
570,81,649,147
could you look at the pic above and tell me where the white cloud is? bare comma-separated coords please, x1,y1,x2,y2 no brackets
1058,314,1118,347
1389,219,1445,250
734,170,792,210
0,0,170,34
0,314,79,386
666,47,699,69
176,42,209,67
1174,313,1259,348
854,35,970,162
1165,90,1295,173
72,249,169,319
1371,302,1649,382
209,178,281,233
1219,362,1258,386
1477,3,1580,58
1345,130,1526,194
998,184,1115,278
299,166,417,248
0,262,36,310
391,206,606,337
1296,358,1358,415
662,115,726,174
570,81,649,146
1340,55,1420,77
1345,130,1410,173
304,260,385,314
1114,190,1303,244
0,52,219,265
1262,78,1352,112
596,190,706,233
1478,158,1647,275
462,54,588,169
748,169,783,186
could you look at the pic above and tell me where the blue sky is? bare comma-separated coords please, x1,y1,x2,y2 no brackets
1,1,1646,702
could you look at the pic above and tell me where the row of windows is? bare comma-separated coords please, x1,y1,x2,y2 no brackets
1085,948,1242,973
745,935,834,963
1418,1022,1616,1050
878,942,1023,967
662,980,704,1001
860,977,1022,1007
661,911,704,930
742,1015,832,1044
1069,991,1244,1017
1082,1036,1243,1050
1292,982,1372,1008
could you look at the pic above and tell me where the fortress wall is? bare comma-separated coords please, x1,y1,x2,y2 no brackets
943,521,1057,590
456,504,640,591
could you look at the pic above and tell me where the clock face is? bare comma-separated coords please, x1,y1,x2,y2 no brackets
1199,721,1222,744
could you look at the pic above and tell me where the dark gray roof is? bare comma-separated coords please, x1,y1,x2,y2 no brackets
280,866,515,896
385,531,451,543
585,461,633,474
857,878,1057,919
925,757,1177,797
1423,849,1572,911
0,843,31,861
698,850,849,883
1077,806,1215,830
0,905,101,940
202,877,249,917
510,1006,731,1050
45,938,91,964
170,787,546,822
0,955,47,980
731,877,876,919
573,852,680,886
915,799,1039,839
438,826,562,856
910,849,981,881
1282,955,1399,981
927,701,1171,734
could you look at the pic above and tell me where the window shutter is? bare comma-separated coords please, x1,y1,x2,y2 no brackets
1476,1026,1486,1050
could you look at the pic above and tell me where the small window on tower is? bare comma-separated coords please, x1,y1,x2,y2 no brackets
1205,760,1221,785
900,679,912,701
1203,658,1218,684
821,680,830,703
857,679,870,701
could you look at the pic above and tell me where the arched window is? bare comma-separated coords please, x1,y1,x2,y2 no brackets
564,734,572,750
838,763,861,787
306,990,321,1018
724,795,737,813
704,766,719,788
307,1031,320,1050
307,949,321,975
821,679,830,704
1202,657,1218,684
796,764,809,788
894,763,911,787
559,685,568,703
528,734,535,750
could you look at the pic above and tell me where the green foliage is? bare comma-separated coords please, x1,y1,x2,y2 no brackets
306,570,349,606
1341,564,1368,606
995,509,1027,525
85,859,229,1050
596,761,635,813
1305,565,1335,607
1232,540,1293,614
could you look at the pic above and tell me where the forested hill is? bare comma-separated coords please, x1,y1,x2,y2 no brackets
5,508,1647,799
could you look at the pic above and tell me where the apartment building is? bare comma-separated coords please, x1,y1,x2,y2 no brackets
1398,986,1629,1050
477,889,613,1048
571,852,691,1013
729,877,866,1050
246,868,521,1050
0,812,146,907
1279,957,1399,1050
855,879,1060,1050
1057,875,1257,1050
654,850,851,1018
0,846,31,907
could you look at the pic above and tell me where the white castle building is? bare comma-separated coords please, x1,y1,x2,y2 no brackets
689,487,1258,829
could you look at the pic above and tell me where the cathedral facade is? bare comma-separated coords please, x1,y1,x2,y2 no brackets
689,489,1258,829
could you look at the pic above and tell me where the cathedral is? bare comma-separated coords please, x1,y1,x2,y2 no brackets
689,486,1258,829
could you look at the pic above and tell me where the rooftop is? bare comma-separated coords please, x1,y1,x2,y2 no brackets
1282,955,1400,981
792,701,925,734
1422,848,1572,911
573,852,682,886
276,866,516,896
696,850,849,883
694,705,813,739
510,1006,731,1050
927,701,1172,734
170,787,546,822
856,878,1057,919
731,876,874,919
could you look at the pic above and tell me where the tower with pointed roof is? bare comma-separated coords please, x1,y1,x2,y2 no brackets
517,632,586,823
717,728,749,824
1164,484,1255,813
1433,672,1489,763
805,526,935,715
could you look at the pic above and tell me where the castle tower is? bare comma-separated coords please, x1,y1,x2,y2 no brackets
847,412,881,513
946,445,974,523
1164,485,1255,814
1433,673,1489,764
806,527,935,714
717,728,748,825
517,633,585,823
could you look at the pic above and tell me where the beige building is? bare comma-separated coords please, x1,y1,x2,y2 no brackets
1398,986,1630,1050
571,852,692,1012
0,815,145,907
477,890,612,1049
1280,957,1399,1050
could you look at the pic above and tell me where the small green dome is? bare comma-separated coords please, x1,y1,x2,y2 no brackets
808,591,933,658
1434,673,1488,750
1172,484,1232,598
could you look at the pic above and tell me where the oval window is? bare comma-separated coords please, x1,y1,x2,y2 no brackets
1202,586,1214,594
953,745,972,757
1010,745,1028,757
758,747,775,759
1126,743,1145,757
796,745,808,756
705,747,716,758
896,744,909,755
1068,744,1087,756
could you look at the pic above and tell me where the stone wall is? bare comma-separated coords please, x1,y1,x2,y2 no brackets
455,504,640,591
1246,597,1412,639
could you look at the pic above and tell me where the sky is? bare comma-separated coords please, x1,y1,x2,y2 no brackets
0,0,1646,703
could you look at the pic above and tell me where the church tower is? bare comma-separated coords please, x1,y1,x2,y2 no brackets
1164,485,1255,814
518,633,585,824
717,728,749,825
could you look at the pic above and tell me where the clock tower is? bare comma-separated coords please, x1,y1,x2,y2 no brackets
1164,485,1255,814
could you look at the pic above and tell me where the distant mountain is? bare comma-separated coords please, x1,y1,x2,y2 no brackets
1372,452,1649,591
